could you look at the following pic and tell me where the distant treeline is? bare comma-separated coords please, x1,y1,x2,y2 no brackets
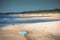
0,8,60,14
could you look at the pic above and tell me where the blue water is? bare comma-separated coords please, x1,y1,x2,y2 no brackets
19,31,27,35
0,15,58,27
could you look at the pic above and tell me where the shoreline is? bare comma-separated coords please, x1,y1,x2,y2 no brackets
0,13,60,40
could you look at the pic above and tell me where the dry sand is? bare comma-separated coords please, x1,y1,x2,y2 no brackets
0,25,27,40
1,20,60,40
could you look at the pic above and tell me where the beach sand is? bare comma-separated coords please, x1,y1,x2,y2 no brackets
1,20,60,40
0,14,60,40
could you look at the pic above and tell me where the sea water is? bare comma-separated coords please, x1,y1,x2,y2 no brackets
0,14,57,26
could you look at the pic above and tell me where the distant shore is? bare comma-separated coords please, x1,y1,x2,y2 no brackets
13,13,60,21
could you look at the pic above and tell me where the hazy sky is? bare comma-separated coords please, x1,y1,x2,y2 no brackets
0,0,60,13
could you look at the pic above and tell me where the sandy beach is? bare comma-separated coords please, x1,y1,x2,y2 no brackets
13,13,60,21
0,14,60,40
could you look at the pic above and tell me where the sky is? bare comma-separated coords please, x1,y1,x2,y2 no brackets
0,0,60,13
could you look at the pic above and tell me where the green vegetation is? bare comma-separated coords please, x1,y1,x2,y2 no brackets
0,8,60,14
22,8,60,13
